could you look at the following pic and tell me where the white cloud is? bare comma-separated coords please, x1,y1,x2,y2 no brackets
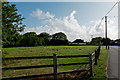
25,10,118,42
30,8,55,19
90,21,94,23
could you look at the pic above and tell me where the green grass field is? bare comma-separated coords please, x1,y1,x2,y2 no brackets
2,46,108,79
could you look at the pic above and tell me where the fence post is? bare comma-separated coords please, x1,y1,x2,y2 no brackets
98,46,100,57
97,49,99,59
89,53,93,76
94,50,97,65
53,54,57,80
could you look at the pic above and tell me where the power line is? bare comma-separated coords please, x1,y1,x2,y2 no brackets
95,1,119,28
90,1,119,40
89,1,119,40
104,0,119,17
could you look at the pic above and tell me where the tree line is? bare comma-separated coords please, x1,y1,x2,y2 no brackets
88,37,120,46
3,31,69,47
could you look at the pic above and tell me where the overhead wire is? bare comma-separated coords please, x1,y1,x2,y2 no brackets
91,1,119,38
95,0,119,28
104,0,119,17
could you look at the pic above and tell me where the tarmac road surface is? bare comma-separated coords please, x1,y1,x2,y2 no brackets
107,46,119,80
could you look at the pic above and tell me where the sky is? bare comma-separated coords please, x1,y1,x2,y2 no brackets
7,0,119,2
10,2,118,42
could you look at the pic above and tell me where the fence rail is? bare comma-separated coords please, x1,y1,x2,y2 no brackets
2,55,89,60
2,46,101,80
2,70,90,80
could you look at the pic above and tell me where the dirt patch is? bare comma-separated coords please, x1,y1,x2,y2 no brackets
23,71,90,80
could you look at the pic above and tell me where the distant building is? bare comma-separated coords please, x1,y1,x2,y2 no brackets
70,39,86,45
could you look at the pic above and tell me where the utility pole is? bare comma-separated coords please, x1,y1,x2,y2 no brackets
105,16,107,49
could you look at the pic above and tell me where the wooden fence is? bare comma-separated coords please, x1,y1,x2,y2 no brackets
2,46,101,80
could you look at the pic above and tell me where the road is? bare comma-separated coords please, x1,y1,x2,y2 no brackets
107,46,119,79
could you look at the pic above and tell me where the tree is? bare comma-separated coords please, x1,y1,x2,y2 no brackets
37,32,51,46
101,38,111,45
91,37,102,45
90,37,113,46
21,32,39,46
115,39,120,46
2,2,25,47
0,2,1,49
52,32,67,40
72,39,84,43
50,32,69,45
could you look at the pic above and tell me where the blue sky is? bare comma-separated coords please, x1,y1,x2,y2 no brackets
10,2,118,41
11,2,117,27
7,0,118,2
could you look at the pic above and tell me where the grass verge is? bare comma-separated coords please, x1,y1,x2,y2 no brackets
90,46,109,79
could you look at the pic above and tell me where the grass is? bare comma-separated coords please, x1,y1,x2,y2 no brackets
2,46,109,79
91,46,109,79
